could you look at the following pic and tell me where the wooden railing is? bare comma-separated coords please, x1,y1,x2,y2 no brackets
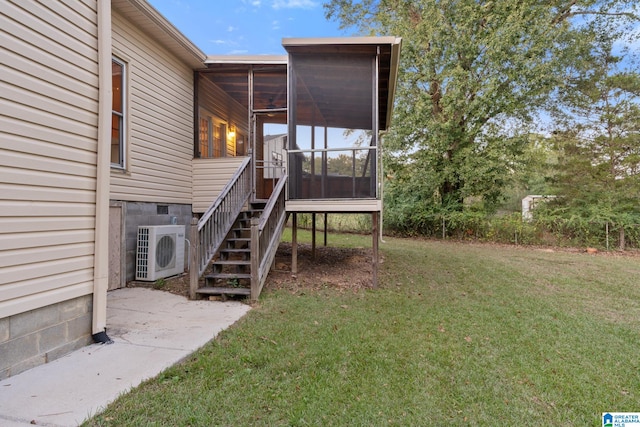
190,157,251,298
250,174,288,300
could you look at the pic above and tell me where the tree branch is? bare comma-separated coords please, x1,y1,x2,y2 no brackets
553,1,639,25
568,10,639,20
552,0,577,25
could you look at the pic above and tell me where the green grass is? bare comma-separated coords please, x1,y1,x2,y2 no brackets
86,234,640,426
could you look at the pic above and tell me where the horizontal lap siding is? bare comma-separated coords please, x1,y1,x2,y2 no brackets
192,158,246,213
0,0,99,318
199,77,249,136
110,12,194,204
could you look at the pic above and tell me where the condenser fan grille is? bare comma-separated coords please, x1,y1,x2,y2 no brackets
156,235,176,269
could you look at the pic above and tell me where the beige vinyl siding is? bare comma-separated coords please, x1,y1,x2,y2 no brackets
199,77,249,139
227,139,236,157
110,11,194,204
0,0,99,318
192,157,246,213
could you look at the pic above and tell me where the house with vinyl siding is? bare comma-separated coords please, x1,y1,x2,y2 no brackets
0,0,401,379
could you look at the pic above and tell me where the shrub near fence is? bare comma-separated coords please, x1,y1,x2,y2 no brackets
384,211,640,250
293,211,640,250
294,213,372,234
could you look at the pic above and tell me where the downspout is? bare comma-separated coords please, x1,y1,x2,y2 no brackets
93,0,113,344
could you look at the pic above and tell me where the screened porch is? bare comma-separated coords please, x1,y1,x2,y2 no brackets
195,37,401,212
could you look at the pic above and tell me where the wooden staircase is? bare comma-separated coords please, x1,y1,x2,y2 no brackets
191,164,287,301
196,202,265,298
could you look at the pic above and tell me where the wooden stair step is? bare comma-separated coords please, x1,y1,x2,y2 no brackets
227,237,250,242
205,273,251,280
219,248,250,253
213,260,250,266
196,286,250,296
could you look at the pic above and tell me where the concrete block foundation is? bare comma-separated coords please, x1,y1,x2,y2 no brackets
0,295,93,380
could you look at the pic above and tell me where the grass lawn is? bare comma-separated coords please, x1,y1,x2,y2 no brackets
86,233,640,426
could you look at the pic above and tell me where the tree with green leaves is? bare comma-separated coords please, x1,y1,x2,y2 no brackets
325,0,639,225
548,40,640,228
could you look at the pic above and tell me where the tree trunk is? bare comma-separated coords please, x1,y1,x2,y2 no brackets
441,179,464,209
619,227,626,251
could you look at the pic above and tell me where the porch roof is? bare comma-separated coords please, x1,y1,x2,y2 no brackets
283,37,402,131
200,37,401,131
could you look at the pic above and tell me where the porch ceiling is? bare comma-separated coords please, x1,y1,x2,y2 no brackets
200,61,288,112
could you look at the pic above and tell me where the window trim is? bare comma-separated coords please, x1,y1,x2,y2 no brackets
111,56,127,169
198,108,228,158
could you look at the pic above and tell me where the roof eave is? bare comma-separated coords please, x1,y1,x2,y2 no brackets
282,36,402,47
112,0,207,69
385,38,402,131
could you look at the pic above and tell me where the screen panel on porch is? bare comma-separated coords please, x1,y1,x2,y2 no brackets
288,53,377,200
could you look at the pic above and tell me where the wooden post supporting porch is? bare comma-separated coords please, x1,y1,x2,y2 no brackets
324,213,328,246
189,217,199,299
250,217,260,300
291,213,298,274
372,211,379,288
311,213,316,259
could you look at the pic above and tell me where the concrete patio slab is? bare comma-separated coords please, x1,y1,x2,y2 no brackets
0,288,251,426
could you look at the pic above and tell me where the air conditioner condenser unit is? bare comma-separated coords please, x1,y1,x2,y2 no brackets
135,225,185,281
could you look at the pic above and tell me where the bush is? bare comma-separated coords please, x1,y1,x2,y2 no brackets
383,208,640,250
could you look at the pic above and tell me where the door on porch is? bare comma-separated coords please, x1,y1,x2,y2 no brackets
253,113,287,200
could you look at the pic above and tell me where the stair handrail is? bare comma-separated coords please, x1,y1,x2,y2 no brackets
250,174,288,300
196,157,252,277
198,157,251,229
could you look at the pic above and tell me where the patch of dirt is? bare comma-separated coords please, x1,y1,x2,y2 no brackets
129,239,637,299
129,275,192,298
129,243,377,299
267,243,376,293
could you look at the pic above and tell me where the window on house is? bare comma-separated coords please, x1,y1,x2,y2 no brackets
199,116,210,157
111,58,126,167
198,110,228,158
213,120,227,157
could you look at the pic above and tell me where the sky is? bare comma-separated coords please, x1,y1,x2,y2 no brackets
147,0,352,56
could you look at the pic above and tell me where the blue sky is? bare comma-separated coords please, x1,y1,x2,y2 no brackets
147,0,351,55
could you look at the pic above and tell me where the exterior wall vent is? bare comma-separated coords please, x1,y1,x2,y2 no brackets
135,225,185,281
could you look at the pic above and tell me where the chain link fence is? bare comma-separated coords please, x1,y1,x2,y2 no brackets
387,212,640,250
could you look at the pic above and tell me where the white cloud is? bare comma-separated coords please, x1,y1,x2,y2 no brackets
228,26,237,32
209,39,229,45
271,0,317,10
272,20,280,30
229,49,249,55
